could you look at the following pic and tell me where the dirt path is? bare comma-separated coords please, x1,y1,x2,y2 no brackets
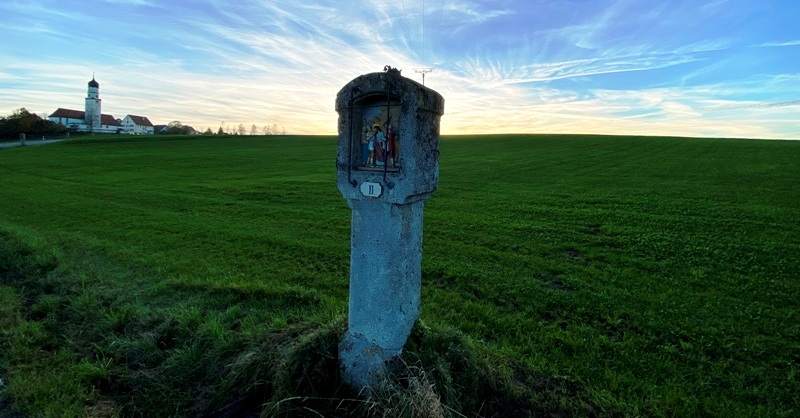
0,139,63,149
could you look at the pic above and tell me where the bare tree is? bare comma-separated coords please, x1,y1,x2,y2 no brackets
272,123,279,135
262,125,270,135
166,121,187,135
250,124,258,135
237,123,246,135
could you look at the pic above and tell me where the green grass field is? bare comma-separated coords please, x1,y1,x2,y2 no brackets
1,134,798,417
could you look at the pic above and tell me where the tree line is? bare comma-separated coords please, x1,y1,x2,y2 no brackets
0,108,67,140
217,122,287,136
161,121,287,136
0,108,288,139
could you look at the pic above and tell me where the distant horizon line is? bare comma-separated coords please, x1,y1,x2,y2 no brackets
20,132,791,141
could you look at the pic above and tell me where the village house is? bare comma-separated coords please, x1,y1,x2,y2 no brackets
121,115,154,135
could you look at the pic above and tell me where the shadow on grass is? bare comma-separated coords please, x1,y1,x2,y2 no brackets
1,229,611,418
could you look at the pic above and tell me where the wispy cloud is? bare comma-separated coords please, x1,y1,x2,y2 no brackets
0,0,798,139
455,52,703,87
101,0,153,5
758,39,800,47
445,1,512,24
708,100,800,111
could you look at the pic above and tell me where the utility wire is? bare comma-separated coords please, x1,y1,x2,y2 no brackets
401,0,412,53
435,0,446,64
415,0,436,85
422,0,426,65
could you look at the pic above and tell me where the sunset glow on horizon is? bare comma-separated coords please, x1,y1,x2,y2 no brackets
1,0,798,139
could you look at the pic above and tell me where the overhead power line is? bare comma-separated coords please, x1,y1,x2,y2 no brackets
401,0,445,86
401,0,412,49
414,68,434,86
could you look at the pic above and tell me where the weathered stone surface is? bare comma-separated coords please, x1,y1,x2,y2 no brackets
335,69,444,391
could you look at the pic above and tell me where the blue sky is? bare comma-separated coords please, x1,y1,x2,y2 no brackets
1,0,798,138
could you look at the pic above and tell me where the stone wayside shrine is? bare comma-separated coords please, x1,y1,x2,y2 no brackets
336,67,444,391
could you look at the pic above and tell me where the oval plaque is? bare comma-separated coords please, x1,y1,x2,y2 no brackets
360,182,382,197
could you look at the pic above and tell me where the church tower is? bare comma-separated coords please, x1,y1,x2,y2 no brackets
84,75,102,129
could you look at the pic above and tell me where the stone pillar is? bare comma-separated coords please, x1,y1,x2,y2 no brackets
335,68,444,391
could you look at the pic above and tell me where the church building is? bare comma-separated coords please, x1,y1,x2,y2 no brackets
49,76,154,135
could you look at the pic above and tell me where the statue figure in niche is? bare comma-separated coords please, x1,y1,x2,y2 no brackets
358,102,400,170
360,118,371,165
368,124,388,166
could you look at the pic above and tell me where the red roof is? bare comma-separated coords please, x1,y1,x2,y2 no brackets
49,108,120,126
50,108,85,119
101,114,121,126
126,115,153,127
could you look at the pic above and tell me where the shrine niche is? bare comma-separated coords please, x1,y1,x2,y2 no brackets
354,95,401,171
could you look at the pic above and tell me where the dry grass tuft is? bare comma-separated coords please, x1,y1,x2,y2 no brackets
363,361,460,418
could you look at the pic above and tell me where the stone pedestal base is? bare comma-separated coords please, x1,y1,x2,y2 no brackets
339,330,402,392
339,198,426,391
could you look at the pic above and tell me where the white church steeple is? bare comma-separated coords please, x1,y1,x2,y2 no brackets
85,74,102,129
